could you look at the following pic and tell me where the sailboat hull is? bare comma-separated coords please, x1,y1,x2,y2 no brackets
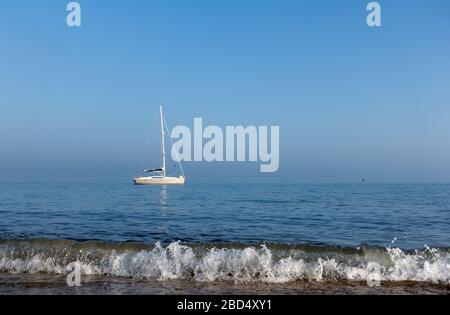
134,105,186,185
134,176,185,186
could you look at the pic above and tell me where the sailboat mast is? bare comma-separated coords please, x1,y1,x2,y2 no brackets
160,105,166,177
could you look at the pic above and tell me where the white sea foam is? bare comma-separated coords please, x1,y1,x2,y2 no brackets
1,241,449,284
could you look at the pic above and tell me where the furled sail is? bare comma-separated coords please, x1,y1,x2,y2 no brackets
143,168,163,173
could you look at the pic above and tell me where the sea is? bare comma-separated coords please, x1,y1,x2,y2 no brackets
0,183,449,295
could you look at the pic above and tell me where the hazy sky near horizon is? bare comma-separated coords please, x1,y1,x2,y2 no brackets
1,0,450,183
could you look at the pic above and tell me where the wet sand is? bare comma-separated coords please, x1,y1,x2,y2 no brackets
1,273,449,295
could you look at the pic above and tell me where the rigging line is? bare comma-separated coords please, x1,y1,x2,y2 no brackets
139,107,159,172
163,117,185,177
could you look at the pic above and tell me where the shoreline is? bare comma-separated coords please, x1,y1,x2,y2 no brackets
1,273,449,295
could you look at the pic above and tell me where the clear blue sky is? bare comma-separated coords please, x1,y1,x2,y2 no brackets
1,0,449,183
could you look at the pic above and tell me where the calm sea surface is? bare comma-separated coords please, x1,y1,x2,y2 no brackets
0,183,449,248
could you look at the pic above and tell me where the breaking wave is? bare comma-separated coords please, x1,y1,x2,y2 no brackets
0,239,449,285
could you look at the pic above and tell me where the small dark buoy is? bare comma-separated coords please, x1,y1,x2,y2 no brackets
362,178,365,183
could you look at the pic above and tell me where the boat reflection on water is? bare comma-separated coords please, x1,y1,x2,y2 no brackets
159,185,169,211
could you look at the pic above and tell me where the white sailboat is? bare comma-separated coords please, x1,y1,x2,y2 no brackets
134,105,185,185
